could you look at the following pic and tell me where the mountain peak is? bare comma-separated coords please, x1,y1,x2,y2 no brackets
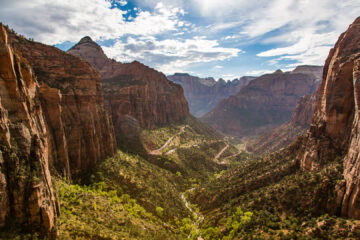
79,36,94,44
68,36,110,71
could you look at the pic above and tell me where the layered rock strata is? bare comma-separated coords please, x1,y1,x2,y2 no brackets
202,66,322,137
68,37,189,138
295,17,360,218
168,73,255,117
247,91,317,155
8,32,117,178
0,24,57,236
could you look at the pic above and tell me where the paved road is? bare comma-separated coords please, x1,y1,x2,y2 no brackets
150,126,186,155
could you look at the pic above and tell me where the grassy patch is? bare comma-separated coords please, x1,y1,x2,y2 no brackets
55,178,181,239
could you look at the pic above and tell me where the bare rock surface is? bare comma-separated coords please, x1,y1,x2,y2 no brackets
68,37,189,138
8,33,117,178
0,24,57,236
295,17,360,218
247,91,318,155
202,66,322,137
168,73,255,117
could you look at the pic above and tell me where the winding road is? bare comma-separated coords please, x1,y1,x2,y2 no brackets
150,126,186,155
213,143,229,162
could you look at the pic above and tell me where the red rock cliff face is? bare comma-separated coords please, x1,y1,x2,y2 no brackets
202,66,322,137
7,33,117,178
167,73,255,117
296,17,360,218
247,91,318,155
68,37,189,137
0,25,57,235
168,73,255,117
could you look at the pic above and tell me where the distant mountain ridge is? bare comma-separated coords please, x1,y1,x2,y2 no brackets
201,66,323,137
168,73,255,117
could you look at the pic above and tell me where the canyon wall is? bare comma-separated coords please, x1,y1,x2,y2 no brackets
0,24,57,236
8,32,117,178
296,17,360,218
202,66,322,137
247,91,318,155
68,37,189,138
168,73,255,117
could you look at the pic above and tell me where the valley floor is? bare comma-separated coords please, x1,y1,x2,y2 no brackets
2,118,360,240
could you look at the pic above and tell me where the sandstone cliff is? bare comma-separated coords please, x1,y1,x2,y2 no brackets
247,91,318,155
8,33,117,178
296,17,360,218
0,25,57,236
68,37,189,138
168,73,255,117
201,66,322,137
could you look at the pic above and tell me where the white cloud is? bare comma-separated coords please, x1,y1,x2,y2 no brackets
223,35,237,40
1,0,359,76
135,0,360,68
116,0,128,6
213,65,223,69
0,0,186,44
102,36,242,74
257,28,337,65
245,69,273,76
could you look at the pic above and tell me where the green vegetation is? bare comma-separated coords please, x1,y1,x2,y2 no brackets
140,116,237,182
55,178,181,239
4,114,358,239
190,148,360,239
48,117,236,239
91,150,187,219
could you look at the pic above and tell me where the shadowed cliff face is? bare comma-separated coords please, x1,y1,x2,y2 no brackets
296,17,360,218
201,66,322,137
247,91,318,155
167,73,255,117
7,33,117,179
68,37,189,138
0,25,57,236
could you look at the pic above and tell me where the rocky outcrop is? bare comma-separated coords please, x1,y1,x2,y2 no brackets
0,24,57,236
296,17,360,218
68,37,189,138
201,66,322,137
291,65,323,81
247,91,318,155
168,73,255,117
8,33,117,178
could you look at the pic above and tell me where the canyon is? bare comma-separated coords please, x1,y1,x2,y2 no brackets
202,66,322,137
1,13,360,240
168,73,255,117
190,17,360,239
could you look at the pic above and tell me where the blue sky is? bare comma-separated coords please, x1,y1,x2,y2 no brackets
0,0,359,79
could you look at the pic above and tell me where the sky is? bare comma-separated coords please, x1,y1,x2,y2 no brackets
0,0,359,80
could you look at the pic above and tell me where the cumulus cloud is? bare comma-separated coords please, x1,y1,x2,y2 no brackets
0,0,185,44
135,0,360,67
102,36,242,74
1,0,359,75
